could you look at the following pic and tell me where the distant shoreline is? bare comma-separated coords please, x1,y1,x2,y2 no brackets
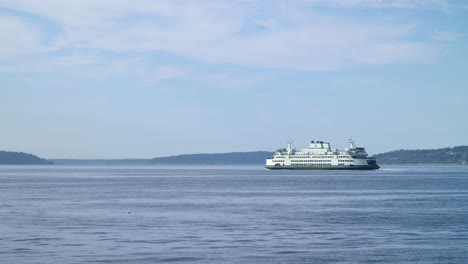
1,146,467,165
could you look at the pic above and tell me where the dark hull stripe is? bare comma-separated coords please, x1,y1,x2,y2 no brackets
265,165,380,170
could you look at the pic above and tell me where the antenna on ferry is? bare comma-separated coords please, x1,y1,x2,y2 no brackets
349,137,355,149
287,139,293,153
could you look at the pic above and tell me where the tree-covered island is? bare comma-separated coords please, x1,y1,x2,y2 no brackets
0,151,53,165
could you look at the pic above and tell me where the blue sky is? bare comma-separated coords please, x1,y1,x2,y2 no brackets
1,0,467,158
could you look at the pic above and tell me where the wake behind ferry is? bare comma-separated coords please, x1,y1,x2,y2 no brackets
265,139,379,170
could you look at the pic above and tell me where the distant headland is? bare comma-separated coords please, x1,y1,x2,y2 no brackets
0,151,53,165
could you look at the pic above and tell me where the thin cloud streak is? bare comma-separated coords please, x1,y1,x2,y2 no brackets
294,0,452,10
0,0,449,74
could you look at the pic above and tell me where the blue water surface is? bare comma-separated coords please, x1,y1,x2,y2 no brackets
1,165,467,263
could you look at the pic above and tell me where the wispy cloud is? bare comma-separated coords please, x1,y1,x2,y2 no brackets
0,0,462,76
294,0,453,10
0,15,43,60
432,31,462,41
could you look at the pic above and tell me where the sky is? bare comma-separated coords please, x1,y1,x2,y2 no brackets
1,0,467,159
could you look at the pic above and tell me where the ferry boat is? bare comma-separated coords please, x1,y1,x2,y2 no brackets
265,139,379,170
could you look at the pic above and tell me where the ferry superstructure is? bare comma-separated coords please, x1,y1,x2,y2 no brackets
265,139,379,170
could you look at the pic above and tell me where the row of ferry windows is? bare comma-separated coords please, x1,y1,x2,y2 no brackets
292,163,331,166
279,160,354,163
275,160,354,163
276,155,351,159
273,160,332,163
294,160,331,162
293,156,334,158
291,156,335,158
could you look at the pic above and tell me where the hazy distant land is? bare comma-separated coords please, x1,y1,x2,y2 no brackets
52,159,149,165
0,151,53,165
1,146,467,165
49,152,273,165
149,151,273,165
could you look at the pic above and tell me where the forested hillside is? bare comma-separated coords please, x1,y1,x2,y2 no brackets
0,151,52,165
373,146,468,164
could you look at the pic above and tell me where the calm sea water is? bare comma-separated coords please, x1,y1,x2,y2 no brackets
1,165,468,263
